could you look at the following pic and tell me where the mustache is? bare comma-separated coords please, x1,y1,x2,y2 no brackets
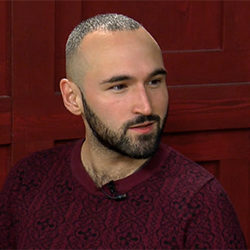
124,115,160,131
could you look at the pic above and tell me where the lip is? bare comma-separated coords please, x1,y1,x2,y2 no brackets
128,122,155,134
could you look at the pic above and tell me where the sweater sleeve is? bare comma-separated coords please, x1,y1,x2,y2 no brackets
0,150,53,249
184,178,247,249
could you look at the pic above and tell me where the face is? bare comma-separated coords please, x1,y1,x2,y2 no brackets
77,28,169,159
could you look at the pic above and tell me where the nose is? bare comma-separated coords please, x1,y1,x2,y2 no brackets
132,85,152,116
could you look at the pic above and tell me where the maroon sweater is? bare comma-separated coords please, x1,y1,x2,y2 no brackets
0,140,246,249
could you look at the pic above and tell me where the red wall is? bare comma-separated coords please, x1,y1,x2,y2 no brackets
0,0,249,245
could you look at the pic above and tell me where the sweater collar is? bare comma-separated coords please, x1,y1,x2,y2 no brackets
71,139,169,195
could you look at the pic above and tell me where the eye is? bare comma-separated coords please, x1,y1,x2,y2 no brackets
109,84,127,92
148,78,162,87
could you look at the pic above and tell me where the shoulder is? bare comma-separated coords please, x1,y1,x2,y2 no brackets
159,143,214,190
1,140,79,194
154,143,221,207
155,145,246,248
156,143,234,206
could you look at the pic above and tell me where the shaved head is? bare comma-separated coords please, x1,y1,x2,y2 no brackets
66,14,142,85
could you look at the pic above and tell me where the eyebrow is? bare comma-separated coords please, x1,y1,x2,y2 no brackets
101,75,132,84
100,68,167,85
148,68,167,79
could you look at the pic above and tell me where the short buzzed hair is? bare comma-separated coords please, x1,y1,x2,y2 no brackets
66,13,141,84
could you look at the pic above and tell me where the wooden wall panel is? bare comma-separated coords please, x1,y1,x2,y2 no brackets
0,0,11,188
0,0,10,95
163,130,250,162
0,145,10,189
224,1,250,50
0,97,11,145
0,0,11,142
165,50,250,85
166,83,250,132
12,1,55,97
11,1,56,162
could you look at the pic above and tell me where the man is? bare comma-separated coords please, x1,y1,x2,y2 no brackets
0,14,246,249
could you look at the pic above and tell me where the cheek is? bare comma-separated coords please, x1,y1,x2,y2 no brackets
151,89,169,115
92,98,130,128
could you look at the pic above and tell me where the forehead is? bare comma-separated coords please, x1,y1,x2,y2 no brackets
77,28,164,81
81,27,158,47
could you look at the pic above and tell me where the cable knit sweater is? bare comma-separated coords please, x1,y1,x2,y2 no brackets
0,140,246,249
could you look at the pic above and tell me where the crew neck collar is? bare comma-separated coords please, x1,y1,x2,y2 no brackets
71,139,168,195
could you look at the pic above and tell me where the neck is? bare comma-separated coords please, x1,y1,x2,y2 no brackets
81,136,148,187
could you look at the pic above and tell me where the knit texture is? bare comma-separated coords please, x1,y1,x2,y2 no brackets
0,140,246,249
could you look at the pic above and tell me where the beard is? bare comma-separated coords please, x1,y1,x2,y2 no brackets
81,91,167,159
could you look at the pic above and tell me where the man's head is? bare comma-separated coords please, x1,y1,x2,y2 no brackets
60,14,169,159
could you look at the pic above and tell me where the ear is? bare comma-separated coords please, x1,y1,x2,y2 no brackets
59,78,82,116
